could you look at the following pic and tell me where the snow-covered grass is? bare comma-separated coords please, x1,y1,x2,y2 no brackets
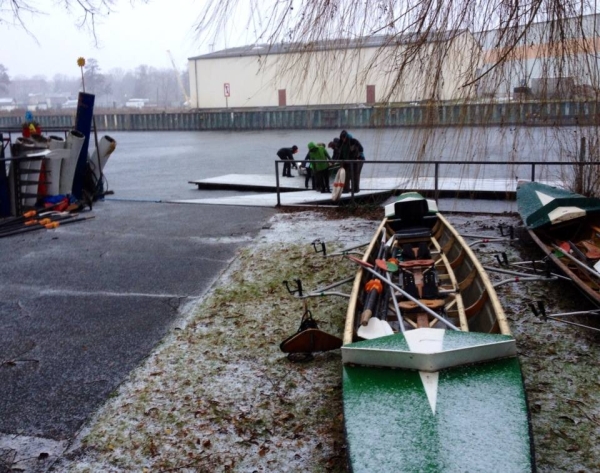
54,211,600,473
58,212,374,472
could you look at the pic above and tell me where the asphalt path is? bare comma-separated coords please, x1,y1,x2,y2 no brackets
0,201,274,446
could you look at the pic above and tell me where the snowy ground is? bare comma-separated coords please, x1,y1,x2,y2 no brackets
45,210,600,472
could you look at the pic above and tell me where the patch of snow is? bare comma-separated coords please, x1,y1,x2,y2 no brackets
0,434,68,472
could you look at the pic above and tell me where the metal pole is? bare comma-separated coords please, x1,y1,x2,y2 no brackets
434,162,439,198
484,265,558,279
387,271,405,333
547,309,600,318
547,317,600,333
578,136,586,194
0,132,10,218
350,160,355,203
531,163,536,182
275,161,281,207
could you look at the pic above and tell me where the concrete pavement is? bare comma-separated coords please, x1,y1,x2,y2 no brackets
0,200,274,470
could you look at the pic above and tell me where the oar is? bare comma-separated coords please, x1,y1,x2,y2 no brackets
0,201,67,230
551,243,600,279
357,317,394,339
358,229,387,326
348,255,459,331
386,269,405,333
0,221,59,238
0,210,38,229
372,231,391,308
0,212,75,236
376,258,399,272
360,279,383,325
0,215,94,238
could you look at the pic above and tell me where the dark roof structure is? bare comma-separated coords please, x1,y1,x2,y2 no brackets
189,30,468,61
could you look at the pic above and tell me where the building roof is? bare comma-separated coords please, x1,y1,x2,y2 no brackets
189,29,469,61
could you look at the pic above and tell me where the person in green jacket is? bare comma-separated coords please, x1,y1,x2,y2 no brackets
307,142,331,193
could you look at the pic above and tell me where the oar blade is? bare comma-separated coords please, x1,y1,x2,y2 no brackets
357,317,394,340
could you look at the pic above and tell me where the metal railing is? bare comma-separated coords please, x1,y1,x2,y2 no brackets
274,159,600,206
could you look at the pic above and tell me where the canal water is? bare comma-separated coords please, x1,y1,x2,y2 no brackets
102,127,595,201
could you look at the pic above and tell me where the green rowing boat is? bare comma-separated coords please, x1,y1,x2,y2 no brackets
517,181,600,306
342,192,534,472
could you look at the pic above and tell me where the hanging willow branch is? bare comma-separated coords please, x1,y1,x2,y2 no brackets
195,0,600,103
1,0,148,45
194,1,600,196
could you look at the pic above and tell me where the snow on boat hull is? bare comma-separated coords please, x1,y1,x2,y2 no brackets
343,357,532,473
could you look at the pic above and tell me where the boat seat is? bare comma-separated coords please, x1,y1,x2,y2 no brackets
398,259,435,268
393,226,432,240
581,240,600,260
388,214,438,235
394,198,428,221
398,299,445,311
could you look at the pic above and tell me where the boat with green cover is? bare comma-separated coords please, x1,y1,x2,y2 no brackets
517,180,600,306
342,192,534,472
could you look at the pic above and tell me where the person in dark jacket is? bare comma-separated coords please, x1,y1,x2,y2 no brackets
338,130,364,193
328,139,341,163
277,145,299,177
301,151,315,189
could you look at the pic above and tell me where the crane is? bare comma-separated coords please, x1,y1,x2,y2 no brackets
166,50,190,107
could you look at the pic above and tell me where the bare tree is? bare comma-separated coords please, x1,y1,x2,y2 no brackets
1,0,147,42
0,64,10,95
196,1,600,103
84,58,110,96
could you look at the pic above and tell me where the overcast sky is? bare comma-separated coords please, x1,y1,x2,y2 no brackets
0,0,249,79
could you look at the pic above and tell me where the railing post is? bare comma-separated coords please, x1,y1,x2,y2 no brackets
350,160,355,202
275,161,281,207
0,132,10,217
531,163,536,182
434,162,439,198
577,137,586,194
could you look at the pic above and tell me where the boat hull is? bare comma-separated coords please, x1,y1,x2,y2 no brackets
343,358,533,472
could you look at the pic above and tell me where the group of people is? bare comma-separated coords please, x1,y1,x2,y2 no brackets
276,129,365,194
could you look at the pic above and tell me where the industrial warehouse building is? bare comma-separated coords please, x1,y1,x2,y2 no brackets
188,14,600,109
475,13,600,100
188,31,481,109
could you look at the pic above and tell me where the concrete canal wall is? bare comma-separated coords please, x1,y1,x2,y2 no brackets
0,100,598,132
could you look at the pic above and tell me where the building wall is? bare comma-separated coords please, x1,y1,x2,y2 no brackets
188,32,481,108
476,13,600,99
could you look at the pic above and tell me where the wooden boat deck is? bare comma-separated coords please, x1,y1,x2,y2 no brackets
179,174,562,209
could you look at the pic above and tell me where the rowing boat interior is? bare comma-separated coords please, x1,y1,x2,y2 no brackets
532,215,600,303
344,198,510,343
